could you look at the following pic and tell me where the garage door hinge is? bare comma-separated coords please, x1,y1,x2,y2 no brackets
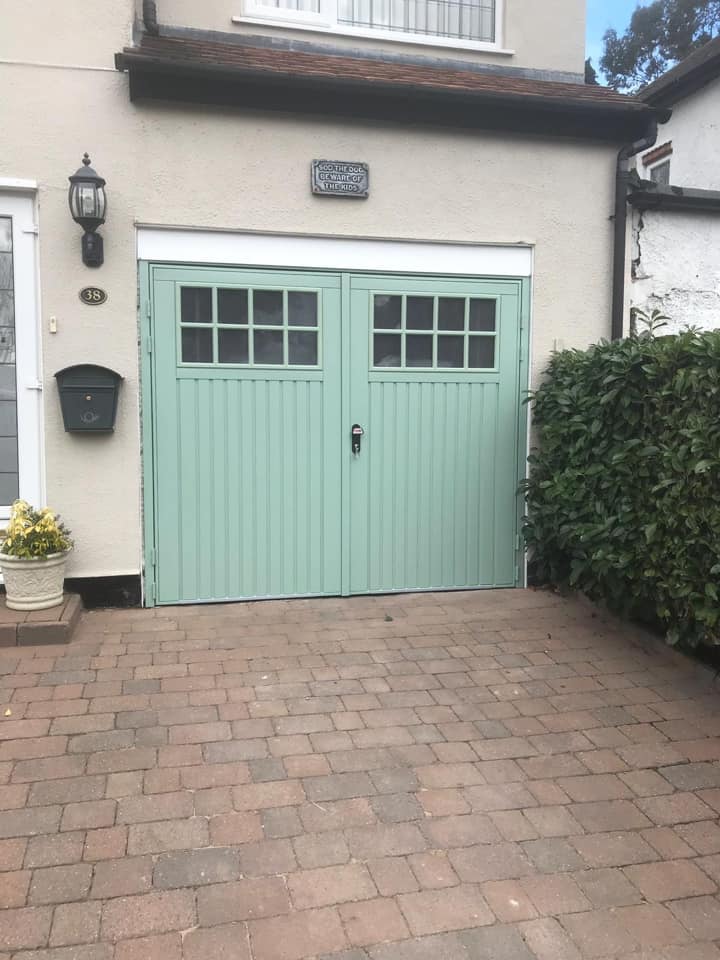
515,534,521,551
149,548,156,567
514,564,520,582
146,335,153,354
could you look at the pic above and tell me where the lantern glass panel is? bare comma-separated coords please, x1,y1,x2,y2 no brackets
69,180,106,227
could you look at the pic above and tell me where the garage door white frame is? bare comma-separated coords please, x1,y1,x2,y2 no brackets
137,228,533,279
136,227,533,603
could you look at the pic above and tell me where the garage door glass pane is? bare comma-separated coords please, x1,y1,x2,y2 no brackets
438,298,465,330
218,329,249,363
288,291,317,327
374,295,401,329
469,299,496,331
406,296,433,330
406,335,433,367
253,290,283,325
469,336,495,369
370,292,498,370
182,327,213,363
288,331,318,366
218,289,248,325
181,287,212,323
374,334,401,367
254,329,284,364
178,282,323,368
437,335,464,367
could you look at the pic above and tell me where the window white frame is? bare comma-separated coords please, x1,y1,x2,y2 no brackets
233,0,512,54
0,187,44,521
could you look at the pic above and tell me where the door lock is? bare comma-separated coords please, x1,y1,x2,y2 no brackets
351,423,364,456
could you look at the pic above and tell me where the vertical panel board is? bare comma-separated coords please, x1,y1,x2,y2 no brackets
196,379,214,599
494,293,520,585
239,378,257,597
477,382,498,586
151,268,342,603
349,274,522,594
225,378,241,595
152,278,185,604
464,382,482,586
320,287,343,597
347,285,371,595
178,379,199,600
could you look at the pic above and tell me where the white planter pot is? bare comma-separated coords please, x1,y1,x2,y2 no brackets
0,550,71,611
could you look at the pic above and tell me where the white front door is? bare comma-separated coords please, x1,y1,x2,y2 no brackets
0,192,43,521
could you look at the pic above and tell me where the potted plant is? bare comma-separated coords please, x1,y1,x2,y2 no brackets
0,500,73,610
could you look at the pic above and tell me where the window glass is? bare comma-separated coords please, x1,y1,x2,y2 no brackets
218,329,249,364
288,331,318,365
650,160,670,185
374,334,402,367
406,335,433,367
437,335,464,368
406,296,434,330
218,289,248,325
288,291,318,327
181,327,213,363
254,329,284,364
253,290,283,325
0,216,18,504
371,292,498,371
438,298,465,330
468,336,495,369
374,295,402,329
178,283,321,367
181,287,212,324
469,299,496,331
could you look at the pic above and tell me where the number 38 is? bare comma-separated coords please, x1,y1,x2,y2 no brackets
79,287,106,305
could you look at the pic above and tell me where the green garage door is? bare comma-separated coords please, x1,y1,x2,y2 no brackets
142,265,527,604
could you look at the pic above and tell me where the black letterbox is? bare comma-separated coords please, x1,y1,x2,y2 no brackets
55,365,122,433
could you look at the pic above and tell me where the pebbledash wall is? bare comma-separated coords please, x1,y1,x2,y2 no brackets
1,0,619,585
631,77,720,334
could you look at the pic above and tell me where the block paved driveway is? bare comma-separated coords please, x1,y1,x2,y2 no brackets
3,589,720,960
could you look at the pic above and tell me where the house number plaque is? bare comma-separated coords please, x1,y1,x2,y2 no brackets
79,286,108,305
311,160,369,198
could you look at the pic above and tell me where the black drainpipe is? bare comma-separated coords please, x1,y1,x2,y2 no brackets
611,118,660,340
143,0,160,35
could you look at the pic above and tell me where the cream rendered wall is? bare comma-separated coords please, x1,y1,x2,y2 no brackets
155,0,586,76
0,2,134,68
1,8,615,581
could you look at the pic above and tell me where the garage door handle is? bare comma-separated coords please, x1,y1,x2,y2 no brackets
351,424,364,456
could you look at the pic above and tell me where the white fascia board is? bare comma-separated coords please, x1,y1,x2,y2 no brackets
137,227,533,278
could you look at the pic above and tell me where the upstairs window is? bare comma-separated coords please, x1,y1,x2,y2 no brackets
642,141,672,187
649,159,671,186
237,0,501,48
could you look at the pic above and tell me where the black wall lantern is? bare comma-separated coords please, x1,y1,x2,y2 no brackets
68,153,106,268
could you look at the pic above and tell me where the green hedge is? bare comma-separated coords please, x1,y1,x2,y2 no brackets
523,329,720,647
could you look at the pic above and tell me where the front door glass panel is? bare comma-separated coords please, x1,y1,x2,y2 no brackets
0,217,19,505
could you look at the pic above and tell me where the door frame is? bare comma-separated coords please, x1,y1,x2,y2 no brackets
0,186,44,522
138,230,532,606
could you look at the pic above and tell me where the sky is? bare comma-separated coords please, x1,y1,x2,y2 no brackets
586,0,640,69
